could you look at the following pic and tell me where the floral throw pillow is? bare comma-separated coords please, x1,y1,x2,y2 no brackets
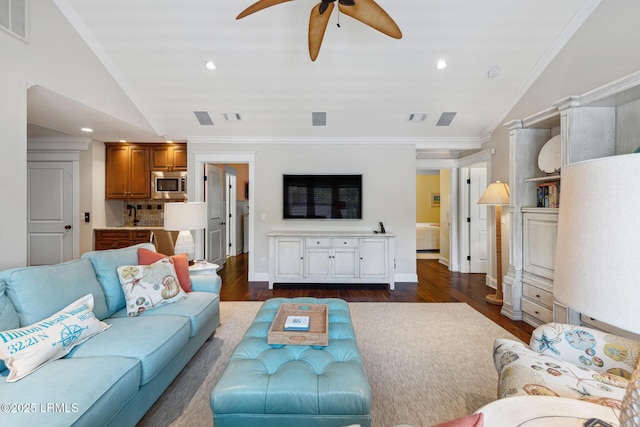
116,258,187,317
0,294,110,382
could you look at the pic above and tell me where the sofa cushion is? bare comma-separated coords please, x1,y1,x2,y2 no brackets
111,291,219,337
0,259,109,324
138,248,192,292
0,281,20,373
0,356,141,427
82,243,156,316
116,258,187,317
0,294,110,382
67,314,190,385
493,338,628,408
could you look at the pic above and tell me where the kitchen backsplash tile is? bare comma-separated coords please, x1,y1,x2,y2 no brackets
123,201,166,227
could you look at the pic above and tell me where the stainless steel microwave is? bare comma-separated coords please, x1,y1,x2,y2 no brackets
151,171,187,199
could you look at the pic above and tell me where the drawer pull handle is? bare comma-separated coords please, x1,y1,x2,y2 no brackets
536,294,541,298
535,310,540,314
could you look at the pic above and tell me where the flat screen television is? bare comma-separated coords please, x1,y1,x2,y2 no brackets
283,174,362,219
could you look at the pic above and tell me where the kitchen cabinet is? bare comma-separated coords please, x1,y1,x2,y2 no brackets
105,143,150,199
150,144,187,171
94,229,152,250
269,232,395,290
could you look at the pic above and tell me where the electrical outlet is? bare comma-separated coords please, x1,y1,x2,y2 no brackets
261,257,267,266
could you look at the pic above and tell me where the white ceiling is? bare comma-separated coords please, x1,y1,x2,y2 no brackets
32,0,600,153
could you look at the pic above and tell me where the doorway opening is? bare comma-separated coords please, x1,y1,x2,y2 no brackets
205,163,249,271
193,150,255,281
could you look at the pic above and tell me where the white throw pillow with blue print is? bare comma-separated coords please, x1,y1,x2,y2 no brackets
117,257,186,317
0,293,110,382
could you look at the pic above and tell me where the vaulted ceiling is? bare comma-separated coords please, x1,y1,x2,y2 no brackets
30,0,600,154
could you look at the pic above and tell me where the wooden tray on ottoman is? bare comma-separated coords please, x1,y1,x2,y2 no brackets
268,303,329,346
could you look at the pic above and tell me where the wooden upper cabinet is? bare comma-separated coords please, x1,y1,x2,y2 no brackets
105,143,150,199
150,144,187,171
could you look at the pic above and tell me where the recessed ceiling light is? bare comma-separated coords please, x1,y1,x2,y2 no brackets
487,66,501,78
81,127,93,133
436,59,447,70
205,60,216,70
409,113,427,122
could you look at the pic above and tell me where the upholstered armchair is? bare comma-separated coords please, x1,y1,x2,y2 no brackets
493,322,640,409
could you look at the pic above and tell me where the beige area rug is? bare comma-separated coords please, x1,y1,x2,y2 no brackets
137,302,521,427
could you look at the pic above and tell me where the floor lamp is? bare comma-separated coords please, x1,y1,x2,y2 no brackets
477,181,510,306
553,154,640,425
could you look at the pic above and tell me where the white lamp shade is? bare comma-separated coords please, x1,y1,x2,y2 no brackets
164,202,207,231
477,181,510,205
554,154,640,335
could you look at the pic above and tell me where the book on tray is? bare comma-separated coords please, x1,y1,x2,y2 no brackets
284,315,310,331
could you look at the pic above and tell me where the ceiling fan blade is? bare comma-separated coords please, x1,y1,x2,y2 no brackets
237,0,293,20
338,0,402,39
308,2,334,61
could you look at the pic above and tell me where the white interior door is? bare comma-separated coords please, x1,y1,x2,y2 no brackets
206,164,226,267
224,166,237,257
27,161,74,265
469,166,487,273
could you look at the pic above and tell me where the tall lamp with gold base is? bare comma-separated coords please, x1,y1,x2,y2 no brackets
477,181,510,306
553,154,640,426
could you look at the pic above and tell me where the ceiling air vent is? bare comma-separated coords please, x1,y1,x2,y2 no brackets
0,0,27,41
312,112,326,126
194,111,214,126
436,112,457,127
409,113,427,122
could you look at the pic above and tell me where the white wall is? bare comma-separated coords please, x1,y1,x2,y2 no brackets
189,142,418,282
0,73,28,269
484,0,640,178
0,1,150,268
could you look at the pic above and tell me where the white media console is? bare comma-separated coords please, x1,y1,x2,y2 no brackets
268,232,396,290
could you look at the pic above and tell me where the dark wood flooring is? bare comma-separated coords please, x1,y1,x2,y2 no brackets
217,253,534,342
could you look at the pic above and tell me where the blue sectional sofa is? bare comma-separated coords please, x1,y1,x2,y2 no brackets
0,243,221,426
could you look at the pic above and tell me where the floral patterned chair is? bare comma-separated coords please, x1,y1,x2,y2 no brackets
493,322,640,409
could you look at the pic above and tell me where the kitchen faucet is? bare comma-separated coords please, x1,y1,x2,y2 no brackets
127,204,139,226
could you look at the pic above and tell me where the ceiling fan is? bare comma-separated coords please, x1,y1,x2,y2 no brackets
237,0,402,61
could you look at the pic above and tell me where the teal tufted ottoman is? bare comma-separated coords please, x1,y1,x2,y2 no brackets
210,298,372,427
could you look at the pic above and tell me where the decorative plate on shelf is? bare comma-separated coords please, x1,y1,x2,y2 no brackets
538,135,561,173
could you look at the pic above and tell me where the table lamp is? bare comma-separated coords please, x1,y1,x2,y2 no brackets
477,181,510,305
164,202,207,261
553,154,640,426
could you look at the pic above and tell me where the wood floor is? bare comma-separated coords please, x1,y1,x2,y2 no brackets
217,253,534,342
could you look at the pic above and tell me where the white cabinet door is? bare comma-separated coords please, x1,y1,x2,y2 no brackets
359,238,388,278
275,238,304,279
305,247,332,277
523,212,558,280
332,247,359,278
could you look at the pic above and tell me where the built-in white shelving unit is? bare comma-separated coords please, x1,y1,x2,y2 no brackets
502,71,640,327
